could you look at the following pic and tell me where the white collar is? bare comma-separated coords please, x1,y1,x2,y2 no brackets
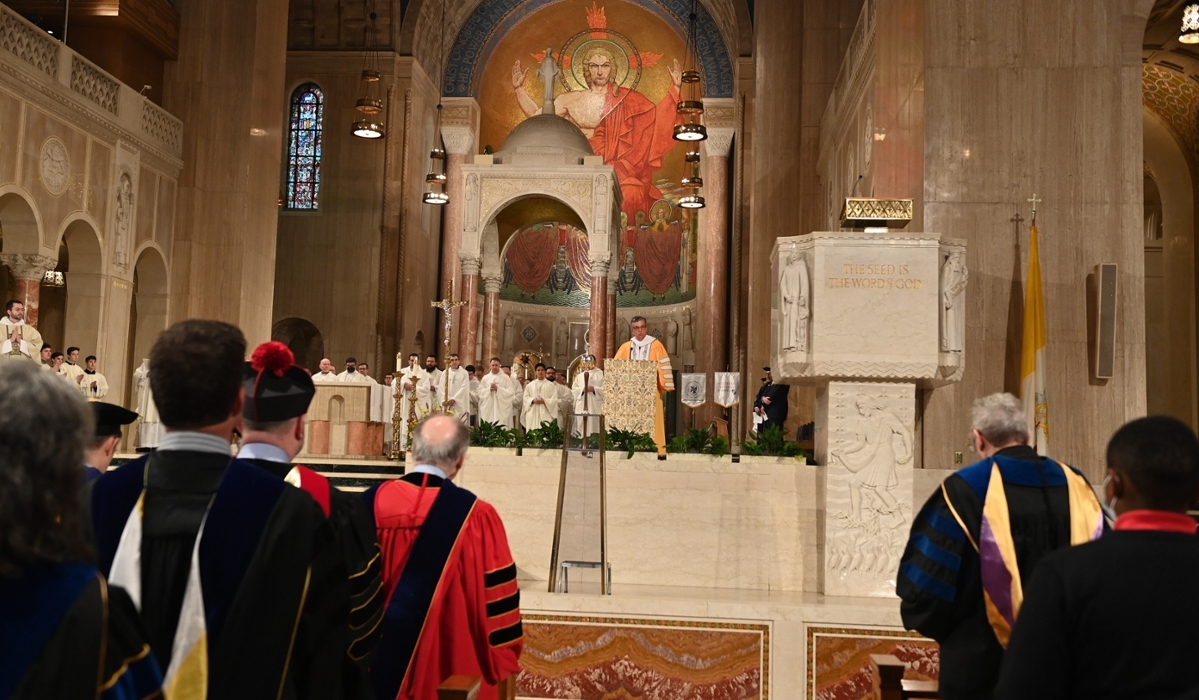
4,317,23,326
410,463,448,479
237,442,292,464
630,335,654,349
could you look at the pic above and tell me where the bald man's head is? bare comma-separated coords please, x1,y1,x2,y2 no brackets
318,358,334,374
411,413,470,479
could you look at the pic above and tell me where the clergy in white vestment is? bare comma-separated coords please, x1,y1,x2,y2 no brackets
59,346,86,388
356,363,380,384
81,354,109,400
468,367,480,423
546,367,572,430
441,353,472,424
337,357,368,382
475,358,517,428
522,363,560,431
414,359,443,414
131,358,161,449
0,300,42,362
571,355,604,436
312,357,338,382
395,354,422,451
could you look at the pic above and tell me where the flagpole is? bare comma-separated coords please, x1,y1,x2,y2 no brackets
1020,193,1049,455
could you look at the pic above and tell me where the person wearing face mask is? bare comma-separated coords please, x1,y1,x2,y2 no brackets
895,392,1104,700
995,416,1199,700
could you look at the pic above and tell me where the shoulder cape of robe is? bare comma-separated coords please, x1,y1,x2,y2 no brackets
364,474,522,700
1,563,163,700
92,454,342,700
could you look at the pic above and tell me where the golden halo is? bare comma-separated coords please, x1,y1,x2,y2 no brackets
560,28,643,93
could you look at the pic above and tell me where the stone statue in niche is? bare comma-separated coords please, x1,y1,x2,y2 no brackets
680,306,693,356
503,314,515,352
779,251,810,353
830,397,912,524
555,318,567,357
665,318,678,354
940,251,968,352
114,172,133,268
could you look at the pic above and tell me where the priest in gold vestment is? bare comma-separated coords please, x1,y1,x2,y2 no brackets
614,316,674,456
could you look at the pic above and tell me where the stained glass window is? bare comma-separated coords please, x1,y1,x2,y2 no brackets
285,83,324,210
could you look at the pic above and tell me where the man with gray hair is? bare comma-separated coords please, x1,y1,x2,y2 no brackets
363,414,522,700
895,392,1104,700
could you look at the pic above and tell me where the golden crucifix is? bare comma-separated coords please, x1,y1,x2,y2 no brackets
431,298,467,417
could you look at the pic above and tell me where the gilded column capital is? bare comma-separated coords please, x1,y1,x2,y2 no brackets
0,254,56,281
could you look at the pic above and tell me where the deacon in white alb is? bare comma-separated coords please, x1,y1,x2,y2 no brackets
415,356,443,415
475,357,517,428
81,354,109,400
571,354,604,436
521,363,560,431
395,353,423,451
441,353,472,424
312,357,338,382
337,357,368,382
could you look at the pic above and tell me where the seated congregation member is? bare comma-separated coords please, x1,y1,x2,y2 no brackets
896,392,1103,700
365,414,522,700
91,320,342,699
238,341,383,699
0,362,161,699
995,416,1199,700
84,403,139,481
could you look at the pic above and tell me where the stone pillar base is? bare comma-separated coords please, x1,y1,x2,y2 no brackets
816,380,915,598
307,420,331,455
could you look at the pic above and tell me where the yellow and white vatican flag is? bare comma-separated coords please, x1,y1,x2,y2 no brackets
1020,223,1050,455
109,493,209,700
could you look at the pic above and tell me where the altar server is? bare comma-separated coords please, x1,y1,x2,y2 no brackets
614,316,674,456
81,355,108,400
521,363,560,431
442,353,472,424
90,320,343,699
396,354,422,451
0,362,162,699
897,392,1103,700
364,415,522,700
571,354,604,436
60,347,86,387
476,358,517,428
238,341,384,699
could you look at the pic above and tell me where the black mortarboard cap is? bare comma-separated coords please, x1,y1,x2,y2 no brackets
92,402,138,437
243,342,316,422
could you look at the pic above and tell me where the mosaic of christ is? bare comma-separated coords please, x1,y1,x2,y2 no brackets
479,0,698,305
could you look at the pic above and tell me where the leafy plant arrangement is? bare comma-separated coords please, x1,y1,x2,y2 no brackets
740,425,804,459
469,420,516,448
667,426,730,458
523,420,565,450
606,426,657,459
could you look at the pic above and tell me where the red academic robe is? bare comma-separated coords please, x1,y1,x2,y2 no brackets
589,83,682,221
373,473,522,700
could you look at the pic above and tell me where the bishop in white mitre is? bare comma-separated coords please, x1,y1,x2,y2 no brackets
521,364,560,431
0,300,42,363
442,354,472,425
571,355,604,436
475,358,516,428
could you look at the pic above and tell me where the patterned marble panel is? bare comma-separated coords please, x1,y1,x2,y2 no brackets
807,627,938,700
520,615,768,700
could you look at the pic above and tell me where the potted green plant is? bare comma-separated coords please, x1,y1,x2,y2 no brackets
666,425,730,461
739,425,805,463
522,420,564,454
468,420,518,454
605,426,657,459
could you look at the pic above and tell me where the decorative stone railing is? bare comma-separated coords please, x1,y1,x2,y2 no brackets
0,4,182,160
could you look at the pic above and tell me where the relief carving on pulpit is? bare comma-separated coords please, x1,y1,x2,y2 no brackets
825,383,915,594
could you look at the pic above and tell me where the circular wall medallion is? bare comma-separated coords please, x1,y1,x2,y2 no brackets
40,137,69,196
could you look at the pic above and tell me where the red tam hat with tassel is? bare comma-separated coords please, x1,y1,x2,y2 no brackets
243,342,315,422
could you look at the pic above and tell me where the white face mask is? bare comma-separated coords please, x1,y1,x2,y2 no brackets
1101,474,1119,519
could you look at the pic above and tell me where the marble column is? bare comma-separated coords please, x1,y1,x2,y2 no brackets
1,254,55,327
605,267,617,364
162,0,288,345
439,115,478,349
589,257,610,362
481,274,502,364
458,256,481,367
699,126,734,423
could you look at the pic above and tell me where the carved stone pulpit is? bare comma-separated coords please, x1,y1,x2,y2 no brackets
771,229,967,597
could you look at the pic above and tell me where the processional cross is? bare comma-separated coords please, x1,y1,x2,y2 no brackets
431,297,468,417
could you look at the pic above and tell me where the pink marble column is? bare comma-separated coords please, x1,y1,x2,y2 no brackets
481,275,501,364
1,254,54,328
699,129,733,423
457,256,480,367
605,288,616,363
589,258,609,364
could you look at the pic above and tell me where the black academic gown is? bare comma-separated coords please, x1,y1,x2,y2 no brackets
753,382,790,433
896,445,1077,700
2,563,162,700
91,451,344,700
243,457,384,700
